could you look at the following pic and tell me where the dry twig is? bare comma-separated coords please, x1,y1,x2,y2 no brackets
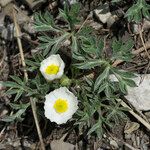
139,25,150,59
13,7,45,150
117,99,150,131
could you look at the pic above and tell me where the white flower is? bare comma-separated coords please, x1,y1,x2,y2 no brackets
40,54,65,81
44,87,78,124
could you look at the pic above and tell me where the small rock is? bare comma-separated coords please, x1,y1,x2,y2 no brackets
125,74,150,111
31,48,40,55
12,140,21,147
25,0,46,9
0,108,9,117
62,39,71,47
132,19,150,34
0,0,13,7
125,133,132,140
3,4,30,25
143,19,150,30
50,134,75,150
110,139,119,149
93,3,112,24
1,24,14,40
60,0,77,5
50,140,75,150
88,20,103,30
107,15,117,28
0,12,5,27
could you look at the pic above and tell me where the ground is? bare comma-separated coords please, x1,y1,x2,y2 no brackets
0,0,150,150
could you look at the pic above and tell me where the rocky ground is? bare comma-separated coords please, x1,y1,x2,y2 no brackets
0,0,150,150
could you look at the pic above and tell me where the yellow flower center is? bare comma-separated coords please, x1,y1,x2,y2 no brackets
45,64,59,75
53,98,68,113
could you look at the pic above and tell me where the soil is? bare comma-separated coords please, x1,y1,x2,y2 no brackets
0,0,150,150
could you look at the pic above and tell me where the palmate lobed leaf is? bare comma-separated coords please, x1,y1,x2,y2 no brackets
112,39,134,61
80,36,97,54
34,11,61,32
38,32,70,56
59,3,80,28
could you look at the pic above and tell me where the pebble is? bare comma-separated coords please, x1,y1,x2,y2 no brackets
93,3,112,24
25,0,46,9
93,3,118,27
60,0,77,5
0,0,13,7
132,19,150,34
110,139,119,149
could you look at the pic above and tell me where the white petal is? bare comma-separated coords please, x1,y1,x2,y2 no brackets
44,87,79,124
40,54,65,81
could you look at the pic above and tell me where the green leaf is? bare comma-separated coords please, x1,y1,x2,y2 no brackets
71,35,78,52
81,36,97,54
10,76,23,85
34,11,61,32
5,88,19,95
25,59,40,67
94,66,110,91
112,39,134,61
38,32,70,56
96,39,104,56
98,82,108,94
72,51,86,61
1,103,30,122
59,3,80,29
74,59,105,69
111,0,121,2
125,0,150,23
110,68,137,93
77,26,93,37
111,68,137,79
1,115,18,122
112,40,122,53
50,32,70,54
87,120,101,135
70,3,80,19
118,79,127,93
123,78,137,87
14,90,24,101
9,103,30,110
3,81,20,88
